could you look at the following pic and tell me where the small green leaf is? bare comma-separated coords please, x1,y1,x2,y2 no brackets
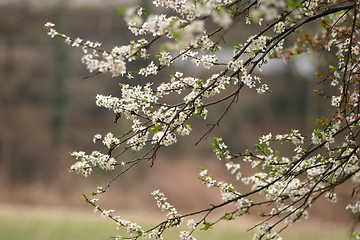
170,28,183,40
257,211,266,217
313,129,322,138
223,214,234,220
117,6,128,15
203,221,213,231
151,124,160,132
329,65,338,73
217,6,226,13
286,0,302,10
212,137,220,152
255,144,267,154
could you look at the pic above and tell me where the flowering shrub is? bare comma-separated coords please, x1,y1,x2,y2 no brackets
44,0,360,239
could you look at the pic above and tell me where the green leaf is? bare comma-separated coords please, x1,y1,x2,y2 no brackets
212,137,220,152
255,144,267,154
159,43,170,51
257,211,266,217
286,0,302,10
217,6,226,13
245,149,252,155
170,28,183,40
313,129,322,138
117,6,128,15
222,214,234,220
203,221,213,231
151,124,160,132
329,65,338,73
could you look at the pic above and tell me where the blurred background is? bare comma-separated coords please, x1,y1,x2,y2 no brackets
0,0,358,239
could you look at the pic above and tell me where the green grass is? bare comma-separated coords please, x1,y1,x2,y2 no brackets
0,205,353,240
0,210,118,240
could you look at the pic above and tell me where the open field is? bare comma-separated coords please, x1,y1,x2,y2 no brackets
0,204,354,240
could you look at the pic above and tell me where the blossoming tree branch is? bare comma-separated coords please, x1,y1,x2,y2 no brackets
44,0,360,239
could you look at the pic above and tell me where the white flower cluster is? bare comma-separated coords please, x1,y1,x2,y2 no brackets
273,21,285,34
212,137,231,161
211,7,232,28
353,233,360,240
45,22,144,78
199,169,240,202
86,194,148,239
228,58,243,72
325,192,337,203
44,22,57,37
114,218,144,237
302,0,321,16
252,222,283,240
186,219,196,230
179,230,197,240
247,35,269,56
122,0,233,51
200,54,218,69
275,129,304,146
100,209,115,218
94,75,204,150
225,161,242,180
69,151,116,176
151,190,181,220
102,133,120,149
346,201,360,214
124,7,144,35
152,0,235,21
228,51,269,94
331,95,341,107
158,51,172,67
139,61,158,77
